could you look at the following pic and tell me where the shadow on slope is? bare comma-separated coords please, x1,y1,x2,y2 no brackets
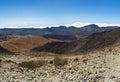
31,28,120,54
0,46,13,54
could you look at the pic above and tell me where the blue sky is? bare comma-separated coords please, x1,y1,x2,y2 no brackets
0,0,120,27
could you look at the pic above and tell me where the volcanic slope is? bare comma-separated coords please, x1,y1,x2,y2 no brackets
31,28,120,54
1,35,56,52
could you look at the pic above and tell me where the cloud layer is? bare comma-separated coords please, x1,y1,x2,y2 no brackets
1,22,120,28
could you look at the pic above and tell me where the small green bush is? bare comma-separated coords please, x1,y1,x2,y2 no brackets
18,60,46,69
53,57,68,67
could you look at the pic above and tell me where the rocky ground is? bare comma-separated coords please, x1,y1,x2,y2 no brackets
0,46,120,82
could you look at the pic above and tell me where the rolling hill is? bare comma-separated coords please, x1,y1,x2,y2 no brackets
0,35,56,52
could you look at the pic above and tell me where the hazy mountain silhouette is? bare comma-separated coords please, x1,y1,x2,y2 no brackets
0,24,119,40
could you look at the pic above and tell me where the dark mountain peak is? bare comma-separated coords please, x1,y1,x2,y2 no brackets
79,24,100,32
57,26,68,29
68,26,77,29
83,24,99,29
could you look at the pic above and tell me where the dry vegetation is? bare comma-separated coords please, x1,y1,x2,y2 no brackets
18,60,47,69
18,57,68,69
53,57,68,67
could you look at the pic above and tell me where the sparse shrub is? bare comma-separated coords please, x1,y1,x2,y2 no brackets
74,58,79,61
49,60,53,64
109,49,113,52
18,60,46,69
110,76,116,79
53,57,68,67
13,52,20,55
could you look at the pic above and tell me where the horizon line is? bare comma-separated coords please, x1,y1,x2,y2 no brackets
0,22,120,29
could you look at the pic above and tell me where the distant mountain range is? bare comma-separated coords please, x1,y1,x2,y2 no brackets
0,24,119,40
31,27,120,54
